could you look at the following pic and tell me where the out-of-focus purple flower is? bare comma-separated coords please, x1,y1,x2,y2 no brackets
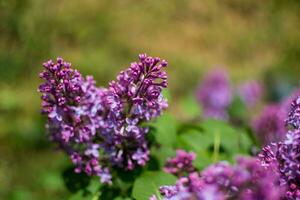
154,154,282,200
238,80,263,107
199,157,281,200
196,70,232,120
39,54,168,183
252,104,286,145
233,157,282,200
164,149,196,177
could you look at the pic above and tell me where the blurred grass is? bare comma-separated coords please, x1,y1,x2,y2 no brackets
0,0,300,199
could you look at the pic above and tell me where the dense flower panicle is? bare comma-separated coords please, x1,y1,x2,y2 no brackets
154,155,282,200
39,58,111,183
259,130,300,199
285,96,300,129
99,53,168,170
259,95,300,199
280,89,300,116
39,54,168,183
238,80,263,107
252,104,286,145
196,70,232,120
39,58,98,143
164,149,196,177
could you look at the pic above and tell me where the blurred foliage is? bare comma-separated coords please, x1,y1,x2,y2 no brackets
0,0,300,199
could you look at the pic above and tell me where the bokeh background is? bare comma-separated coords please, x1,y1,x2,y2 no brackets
1,0,300,199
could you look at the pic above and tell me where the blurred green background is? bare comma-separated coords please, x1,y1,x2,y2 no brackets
1,0,300,199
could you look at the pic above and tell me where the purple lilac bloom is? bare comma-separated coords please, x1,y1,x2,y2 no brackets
153,155,281,200
39,54,168,183
238,80,263,107
196,70,232,120
99,53,168,170
39,58,109,182
259,130,300,199
285,96,300,130
252,104,286,145
164,149,196,177
259,95,300,199
280,89,300,117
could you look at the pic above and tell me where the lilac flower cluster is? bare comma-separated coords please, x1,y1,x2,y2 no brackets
259,96,300,199
238,80,263,107
39,54,168,183
164,149,196,177
280,89,300,117
196,70,232,120
252,104,286,145
152,151,281,200
39,59,110,182
259,131,300,199
285,96,300,129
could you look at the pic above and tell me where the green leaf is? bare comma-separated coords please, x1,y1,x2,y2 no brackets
176,119,252,167
151,146,176,168
179,95,201,118
62,166,91,193
177,129,211,152
228,96,247,120
132,172,176,200
99,185,121,200
87,178,101,195
113,197,133,200
153,113,177,146
67,178,101,200
201,119,252,154
193,150,212,169
176,128,233,168
162,89,172,104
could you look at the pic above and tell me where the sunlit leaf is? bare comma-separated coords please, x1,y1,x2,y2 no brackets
132,172,176,200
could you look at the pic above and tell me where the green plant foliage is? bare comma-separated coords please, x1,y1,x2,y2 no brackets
132,172,177,200
151,146,176,169
200,119,252,154
68,179,101,200
176,119,252,168
179,95,201,119
228,96,248,122
152,113,177,147
62,166,92,193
